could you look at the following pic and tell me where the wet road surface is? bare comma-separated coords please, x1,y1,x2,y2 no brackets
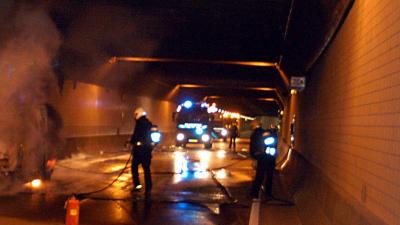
0,140,255,225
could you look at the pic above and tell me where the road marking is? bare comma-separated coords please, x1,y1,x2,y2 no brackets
238,153,247,159
249,198,261,225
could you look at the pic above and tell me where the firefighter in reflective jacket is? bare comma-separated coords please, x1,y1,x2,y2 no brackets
130,107,154,196
249,120,275,198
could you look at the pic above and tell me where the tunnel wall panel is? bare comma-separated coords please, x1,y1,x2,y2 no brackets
51,80,176,137
49,80,176,151
296,0,400,224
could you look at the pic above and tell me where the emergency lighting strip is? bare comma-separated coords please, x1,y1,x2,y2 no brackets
109,56,290,88
206,103,255,120
175,98,255,120
191,87,286,109
181,84,285,108
204,96,284,110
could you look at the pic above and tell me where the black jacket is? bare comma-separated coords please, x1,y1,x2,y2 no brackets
250,127,265,160
130,116,153,157
230,125,238,138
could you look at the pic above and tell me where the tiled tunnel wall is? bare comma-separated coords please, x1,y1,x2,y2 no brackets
296,0,400,224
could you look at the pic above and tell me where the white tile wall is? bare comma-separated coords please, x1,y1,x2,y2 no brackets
298,0,400,224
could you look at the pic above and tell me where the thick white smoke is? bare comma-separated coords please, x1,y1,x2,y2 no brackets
0,5,61,183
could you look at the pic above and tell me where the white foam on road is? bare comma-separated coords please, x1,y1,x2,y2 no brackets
46,152,131,195
57,152,130,169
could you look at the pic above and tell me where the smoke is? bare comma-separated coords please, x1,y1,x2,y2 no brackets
0,3,62,181
60,4,174,93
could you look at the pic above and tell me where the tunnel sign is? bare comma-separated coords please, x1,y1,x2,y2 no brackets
290,76,306,91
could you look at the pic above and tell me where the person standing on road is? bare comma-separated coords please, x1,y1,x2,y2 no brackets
130,107,154,197
229,123,239,152
249,120,275,199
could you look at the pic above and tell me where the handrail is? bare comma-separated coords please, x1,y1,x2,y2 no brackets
275,141,293,171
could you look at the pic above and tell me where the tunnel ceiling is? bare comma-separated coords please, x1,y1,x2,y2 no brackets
45,0,353,117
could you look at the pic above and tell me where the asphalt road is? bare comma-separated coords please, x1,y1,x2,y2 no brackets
0,140,256,225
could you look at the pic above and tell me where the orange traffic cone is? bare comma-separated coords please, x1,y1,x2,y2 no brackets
65,195,80,225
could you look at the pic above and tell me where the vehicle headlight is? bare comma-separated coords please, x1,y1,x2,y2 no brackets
195,127,204,135
265,147,277,156
201,134,210,142
177,133,185,141
221,129,227,136
151,131,161,143
264,137,275,145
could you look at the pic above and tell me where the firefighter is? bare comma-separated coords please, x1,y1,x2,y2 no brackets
228,123,239,152
130,107,154,197
249,120,275,199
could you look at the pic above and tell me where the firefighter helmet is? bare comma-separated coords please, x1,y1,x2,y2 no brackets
134,107,147,120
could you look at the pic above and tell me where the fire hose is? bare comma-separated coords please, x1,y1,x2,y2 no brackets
64,153,132,225
74,153,132,200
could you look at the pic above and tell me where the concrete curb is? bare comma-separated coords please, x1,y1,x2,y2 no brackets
248,198,261,225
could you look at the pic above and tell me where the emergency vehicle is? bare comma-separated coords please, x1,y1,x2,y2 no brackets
173,101,215,149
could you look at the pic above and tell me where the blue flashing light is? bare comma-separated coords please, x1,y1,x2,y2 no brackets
270,147,276,156
265,147,277,156
183,100,193,109
151,131,162,143
181,171,189,178
195,127,204,135
264,137,275,145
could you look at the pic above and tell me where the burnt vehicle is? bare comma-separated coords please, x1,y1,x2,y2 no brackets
173,101,215,149
0,104,62,189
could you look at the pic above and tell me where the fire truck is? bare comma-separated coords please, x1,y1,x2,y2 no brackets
173,101,216,149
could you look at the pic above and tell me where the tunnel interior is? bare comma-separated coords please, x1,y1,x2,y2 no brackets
0,0,398,224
